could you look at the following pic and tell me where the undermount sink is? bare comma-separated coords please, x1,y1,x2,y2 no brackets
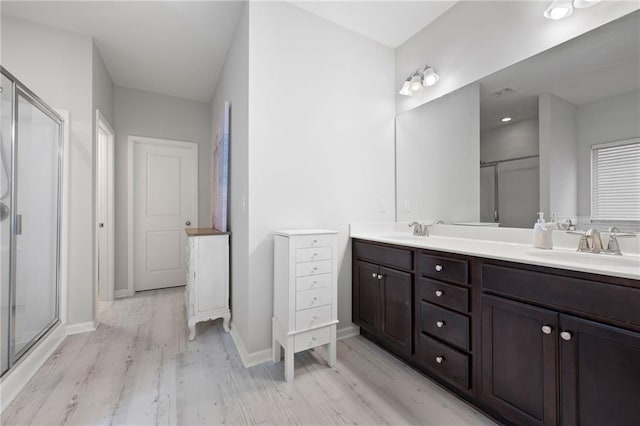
526,250,640,268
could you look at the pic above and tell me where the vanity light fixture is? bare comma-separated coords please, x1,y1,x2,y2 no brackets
399,65,440,96
501,117,512,123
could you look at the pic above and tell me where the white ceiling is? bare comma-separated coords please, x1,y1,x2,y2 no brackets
2,1,245,103
480,10,640,131
291,1,458,48
2,1,457,103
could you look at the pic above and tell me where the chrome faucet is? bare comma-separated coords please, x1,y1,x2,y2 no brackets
408,221,429,236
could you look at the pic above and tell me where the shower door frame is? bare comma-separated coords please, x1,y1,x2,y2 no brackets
2,66,65,372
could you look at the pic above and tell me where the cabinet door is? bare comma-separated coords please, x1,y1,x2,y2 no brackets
354,261,380,335
559,315,640,426
481,295,558,425
380,266,412,356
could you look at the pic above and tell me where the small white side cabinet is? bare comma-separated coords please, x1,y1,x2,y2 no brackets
272,229,338,381
185,228,231,341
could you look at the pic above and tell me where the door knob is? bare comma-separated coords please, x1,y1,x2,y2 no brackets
185,220,191,226
98,223,104,228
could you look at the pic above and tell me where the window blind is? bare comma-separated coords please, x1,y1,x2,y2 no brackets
591,139,640,221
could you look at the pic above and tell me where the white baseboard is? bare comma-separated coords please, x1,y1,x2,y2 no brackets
229,325,272,368
337,324,360,341
66,320,98,335
114,289,131,299
0,323,67,412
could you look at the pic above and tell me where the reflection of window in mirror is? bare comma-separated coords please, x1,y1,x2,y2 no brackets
591,138,640,222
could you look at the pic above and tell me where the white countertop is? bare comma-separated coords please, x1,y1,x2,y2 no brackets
350,223,640,281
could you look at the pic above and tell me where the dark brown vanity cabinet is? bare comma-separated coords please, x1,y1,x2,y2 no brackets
353,241,413,357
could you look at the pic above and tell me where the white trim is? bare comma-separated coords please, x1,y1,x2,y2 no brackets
95,110,115,303
337,324,360,341
66,320,98,336
56,109,70,326
114,289,132,299
0,323,66,412
127,135,199,296
230,325,272,368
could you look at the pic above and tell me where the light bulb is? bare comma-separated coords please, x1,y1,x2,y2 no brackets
410,74,423,92
423,67,440,86
399,80,412,96
501,117,512,123
544,1,573,20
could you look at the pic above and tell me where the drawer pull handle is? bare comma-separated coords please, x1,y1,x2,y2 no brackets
560,331,573,341
435,290,443,297
436,320,445,328
435,264,443,272
372,272,377,278
541,325,553,335
435,356,444,364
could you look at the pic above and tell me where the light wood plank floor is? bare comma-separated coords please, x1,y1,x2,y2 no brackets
2,288,496,425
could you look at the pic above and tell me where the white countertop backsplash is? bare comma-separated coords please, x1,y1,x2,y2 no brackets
350,222,640,280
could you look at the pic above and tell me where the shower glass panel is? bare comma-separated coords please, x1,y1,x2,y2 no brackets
1,73,13,375
13,90,61,357
0,67,63,377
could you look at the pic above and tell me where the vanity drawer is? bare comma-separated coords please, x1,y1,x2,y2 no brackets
420,301,470,351
295,235,334,249
296,273,332,292
296,246,332,263
355,241,413,271
296,260,332,277
296,286,332,311
296,305,332,331
482,264,640,328
418,277,469,313
294,327,331,353
418,253,468,285
418,333,469,390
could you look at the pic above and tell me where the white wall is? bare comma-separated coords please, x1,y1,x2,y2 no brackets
246,1,396,353
91,42,114,127
539,93,577,219
576,89,640,217
113,87,211,292
480,118,539,163
1,16,95,325
210,4,250,346
396,1,640,114
396,83,480,223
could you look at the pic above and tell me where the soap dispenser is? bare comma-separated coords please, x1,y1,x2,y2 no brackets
533,212,553,249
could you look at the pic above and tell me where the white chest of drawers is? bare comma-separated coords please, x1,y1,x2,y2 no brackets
272,229,338,381
185,229,231,340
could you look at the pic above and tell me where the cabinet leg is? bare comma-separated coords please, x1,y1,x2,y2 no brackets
188,320,196,341
327,325,337,367
284,337,294,382
222,314,230,333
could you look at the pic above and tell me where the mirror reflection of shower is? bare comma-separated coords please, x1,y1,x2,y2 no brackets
0,85,8,221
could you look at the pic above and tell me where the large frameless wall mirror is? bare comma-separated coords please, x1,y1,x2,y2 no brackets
396,10,640,229
0,67,63,376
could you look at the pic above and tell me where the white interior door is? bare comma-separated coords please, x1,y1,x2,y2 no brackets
96,112,115,301
132,137,197,292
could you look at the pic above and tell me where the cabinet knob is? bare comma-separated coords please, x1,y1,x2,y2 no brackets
311,281,318,287
435,264,443,272
312,252,318,258
436,320,445,328
377,274,383,280
312,266,318,271
435,356,444,364
372,272,377,278
541,325,553,335
312,239,318,244
560,331,573,341
185,220,191,226
435,290,443,297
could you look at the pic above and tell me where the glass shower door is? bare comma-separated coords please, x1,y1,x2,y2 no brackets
12,88,61,359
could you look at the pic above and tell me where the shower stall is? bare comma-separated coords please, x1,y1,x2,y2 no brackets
0,67,63,376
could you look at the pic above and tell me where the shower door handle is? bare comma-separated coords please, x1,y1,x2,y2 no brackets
15,214,22,235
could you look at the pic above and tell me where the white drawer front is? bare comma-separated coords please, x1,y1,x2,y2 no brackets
296,274,331,292
295,260,331,277
294,235,333,249
296,246,332,263
296,286,332,311
294,327,331,353
295,305,332,331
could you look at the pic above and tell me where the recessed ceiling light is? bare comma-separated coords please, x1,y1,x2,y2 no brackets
501,117,512,123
